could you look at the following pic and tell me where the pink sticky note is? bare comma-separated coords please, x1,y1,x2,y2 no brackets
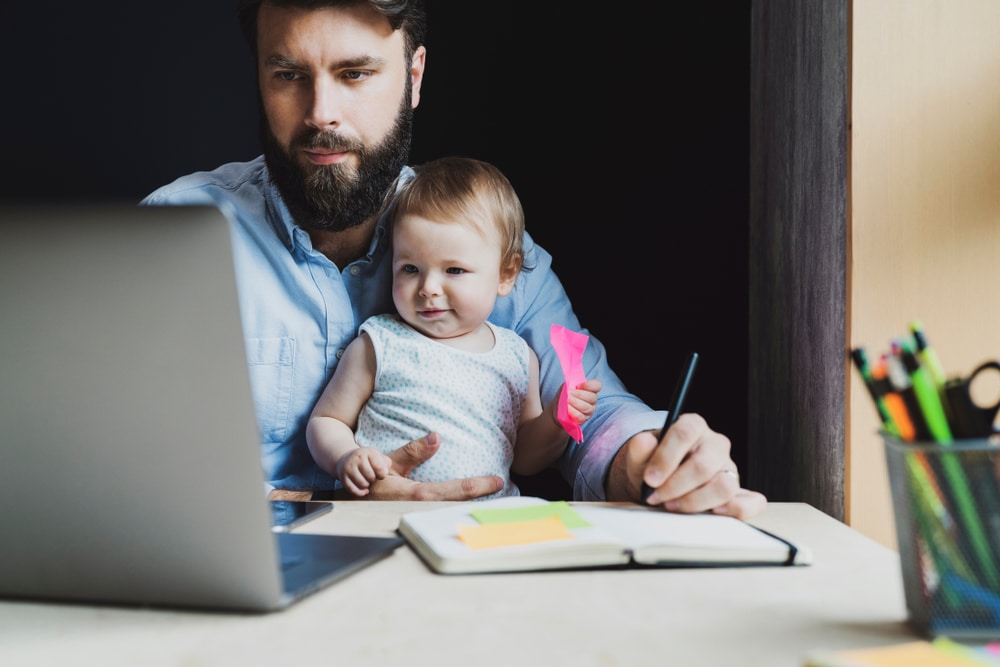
550,324,589,442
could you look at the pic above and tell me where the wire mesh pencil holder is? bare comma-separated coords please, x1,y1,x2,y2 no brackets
883,435,1000,638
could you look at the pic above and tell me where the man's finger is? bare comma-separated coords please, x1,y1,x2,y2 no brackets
710,489,768,520
387,432,441,476
407,476,504,501
366,474,502,501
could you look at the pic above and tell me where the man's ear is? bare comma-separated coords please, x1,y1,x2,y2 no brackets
497,257,522,296
410,45,426,109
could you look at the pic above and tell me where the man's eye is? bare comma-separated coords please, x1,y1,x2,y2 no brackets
342,70,371,82
277,71,299,82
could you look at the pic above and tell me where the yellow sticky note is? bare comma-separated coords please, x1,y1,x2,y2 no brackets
457,515,574,550
820,640,990,667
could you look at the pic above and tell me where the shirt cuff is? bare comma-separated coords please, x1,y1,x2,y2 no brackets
569,404,665,501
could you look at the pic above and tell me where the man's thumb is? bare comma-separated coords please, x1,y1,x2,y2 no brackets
389,432,441,475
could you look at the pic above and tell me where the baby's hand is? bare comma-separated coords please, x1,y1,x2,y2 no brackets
566,379,602,426
337,446,392,496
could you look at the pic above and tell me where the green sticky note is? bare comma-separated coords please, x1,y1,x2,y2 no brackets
470,501,591,529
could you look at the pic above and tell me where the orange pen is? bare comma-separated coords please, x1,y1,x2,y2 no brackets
872,357,916,441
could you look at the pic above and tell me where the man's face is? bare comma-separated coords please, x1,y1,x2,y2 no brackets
255,3,425,231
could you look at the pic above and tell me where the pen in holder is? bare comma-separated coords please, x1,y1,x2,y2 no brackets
883,434,1000,638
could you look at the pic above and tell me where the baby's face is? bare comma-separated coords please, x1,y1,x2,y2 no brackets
391,214,512,343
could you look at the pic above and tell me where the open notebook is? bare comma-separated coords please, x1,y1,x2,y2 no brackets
0,203,403,612
399,496,812,574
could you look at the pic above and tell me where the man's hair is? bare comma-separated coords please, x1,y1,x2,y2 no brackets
392,156,528,274
236,0,427,59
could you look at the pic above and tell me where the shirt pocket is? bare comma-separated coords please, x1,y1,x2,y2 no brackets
246,336,295,445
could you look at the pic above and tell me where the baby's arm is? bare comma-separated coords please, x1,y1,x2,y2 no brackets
306,333,390,495
512,348,602,475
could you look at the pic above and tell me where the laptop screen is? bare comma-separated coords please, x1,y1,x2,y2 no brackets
0,203,401,611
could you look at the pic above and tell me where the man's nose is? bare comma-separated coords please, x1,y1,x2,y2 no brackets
305,77,343,130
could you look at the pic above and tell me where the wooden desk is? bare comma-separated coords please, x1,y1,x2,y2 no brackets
0,502,912,666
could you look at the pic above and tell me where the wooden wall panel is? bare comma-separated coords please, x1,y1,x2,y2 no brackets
748,0,849,519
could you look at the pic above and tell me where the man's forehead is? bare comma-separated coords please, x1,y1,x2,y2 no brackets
257,2,403,57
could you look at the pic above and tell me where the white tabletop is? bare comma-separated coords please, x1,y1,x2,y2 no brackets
0,502,913,667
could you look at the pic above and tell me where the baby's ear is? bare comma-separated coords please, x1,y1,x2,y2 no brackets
497,256,522,296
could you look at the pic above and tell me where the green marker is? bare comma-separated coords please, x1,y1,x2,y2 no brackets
900,343,952,444
909,321,948,388
909,320,954,426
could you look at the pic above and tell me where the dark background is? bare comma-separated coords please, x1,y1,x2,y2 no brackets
0,3,751,472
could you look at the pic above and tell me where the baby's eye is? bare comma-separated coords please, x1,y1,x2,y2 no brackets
402,265,418,274
446,267,466,275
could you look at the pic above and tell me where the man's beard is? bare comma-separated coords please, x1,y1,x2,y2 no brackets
262,94,412,232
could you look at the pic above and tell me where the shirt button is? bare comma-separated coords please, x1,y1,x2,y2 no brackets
349,265,361,276
336,348,345,359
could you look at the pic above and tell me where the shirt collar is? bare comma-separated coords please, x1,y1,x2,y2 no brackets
261,168,298,251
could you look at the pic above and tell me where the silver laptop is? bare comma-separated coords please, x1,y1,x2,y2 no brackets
0,203,403,612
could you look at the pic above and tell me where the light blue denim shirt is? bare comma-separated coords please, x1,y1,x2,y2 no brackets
141,156,663,500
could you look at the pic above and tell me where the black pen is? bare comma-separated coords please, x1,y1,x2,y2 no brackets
641,351,699,502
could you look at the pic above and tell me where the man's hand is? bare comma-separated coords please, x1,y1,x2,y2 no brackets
606,413,767,520
362,432,504,501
